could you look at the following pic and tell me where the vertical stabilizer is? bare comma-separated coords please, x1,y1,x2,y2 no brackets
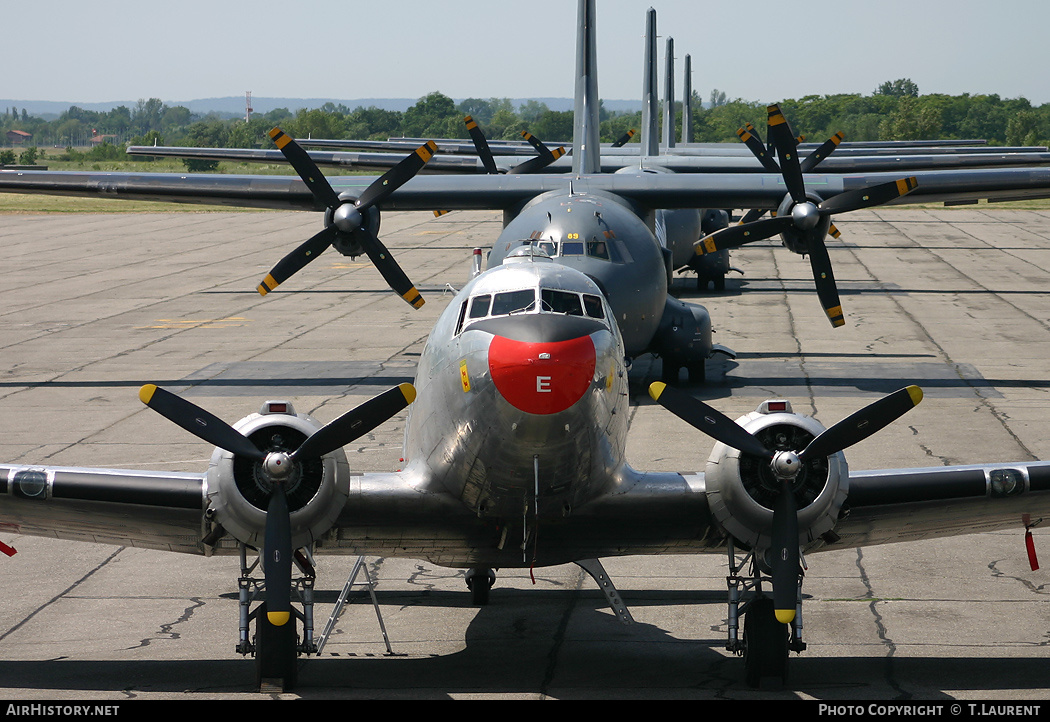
640,7,660,157
663,37,675,149
682,54,693,144
572,0,601,175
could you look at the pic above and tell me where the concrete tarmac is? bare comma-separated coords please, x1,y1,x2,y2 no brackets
0,208,1048,700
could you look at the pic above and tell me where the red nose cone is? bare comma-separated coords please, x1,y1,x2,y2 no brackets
489,335,596,414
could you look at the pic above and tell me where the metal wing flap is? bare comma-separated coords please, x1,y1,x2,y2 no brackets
828,461,1050,550
126,145,488,173
1,464,205,554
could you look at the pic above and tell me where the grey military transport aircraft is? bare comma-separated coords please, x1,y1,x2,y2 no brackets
5,0,1050,691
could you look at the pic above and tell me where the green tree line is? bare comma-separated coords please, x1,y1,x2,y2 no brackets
3,81,1048,165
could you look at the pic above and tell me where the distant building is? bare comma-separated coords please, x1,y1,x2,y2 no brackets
6,130,31,146
89,133,117,145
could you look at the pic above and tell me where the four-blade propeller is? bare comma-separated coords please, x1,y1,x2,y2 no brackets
258,127,432,308
699,105,918,327
139,382,416,626
648,381,923,624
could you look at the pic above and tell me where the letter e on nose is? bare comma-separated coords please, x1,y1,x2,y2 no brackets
537,376,552,393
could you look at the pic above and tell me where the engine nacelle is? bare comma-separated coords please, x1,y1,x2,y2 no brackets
204,401,350,550
704,400,848,554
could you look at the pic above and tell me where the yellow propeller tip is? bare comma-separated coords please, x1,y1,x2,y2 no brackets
775,609,796,624
138,384,157,405
648,382,666,402
267,611,291,627
907,385,924,406
399,383,417,405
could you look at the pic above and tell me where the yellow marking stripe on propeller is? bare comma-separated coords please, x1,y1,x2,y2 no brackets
267,611,290,626
402,288,425,308
552,147,566,159
398,382,417,405
776,609,795,624
906,385,924,406
832,132,844,145
258,274,279,296
896,177,918,196
768,109,787,126
648,381,667,402
268,127,291,149
698,238,718,255
825,305,845,327
139,383,158,405
465,115,478,130
416,141,437,163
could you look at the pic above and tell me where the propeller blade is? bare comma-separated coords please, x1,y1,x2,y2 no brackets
520,130,555,161
766,105,807,204
464,116,499,174
509,146,566,174
257,225,337,295
800,132,844,173
263,483,293,626
353,141,437,211
268,127,340,208
293,383,416,460
611,128,636,147
806,235,845,328
358,231,425,308
738,207,768,225
817,177,918,216
649,382,773,459
696,216,792,255
737,125,780,173
799,386,924,462
138,384,266,461
771,477,800,623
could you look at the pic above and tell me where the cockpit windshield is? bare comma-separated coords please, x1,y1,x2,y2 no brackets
457,286,607,334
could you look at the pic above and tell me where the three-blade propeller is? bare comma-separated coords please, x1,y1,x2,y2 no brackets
699,105,918,327
139,382,416,626
648,381,923,624
258,127,432,308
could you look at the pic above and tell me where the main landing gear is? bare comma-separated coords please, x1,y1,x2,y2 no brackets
725,539,806,687
237,544,316,692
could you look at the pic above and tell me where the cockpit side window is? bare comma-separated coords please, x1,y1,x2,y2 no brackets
491,289,536,315
586,239,610,260
541,289,584,316
582,294,605,319
469,294,491,319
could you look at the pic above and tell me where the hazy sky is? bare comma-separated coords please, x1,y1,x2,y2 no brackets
11,0,1050,105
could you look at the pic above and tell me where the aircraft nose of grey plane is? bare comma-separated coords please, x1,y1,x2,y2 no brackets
482,316,602,415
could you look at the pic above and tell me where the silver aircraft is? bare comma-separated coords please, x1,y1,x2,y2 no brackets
6,0,1050,690
3,247,1050,691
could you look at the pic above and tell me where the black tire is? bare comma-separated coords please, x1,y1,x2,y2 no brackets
713,274,726,292
742,597,789,688
255,602,299,690
687,362,706,385
467,567,494,605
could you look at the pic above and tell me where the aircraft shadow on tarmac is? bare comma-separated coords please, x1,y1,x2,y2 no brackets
1,585,1048,697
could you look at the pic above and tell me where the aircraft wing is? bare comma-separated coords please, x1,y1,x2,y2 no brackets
126,145,1050,175
6,167,1050,212
0,464,205,553
822,461,1050,551
126,145,493,173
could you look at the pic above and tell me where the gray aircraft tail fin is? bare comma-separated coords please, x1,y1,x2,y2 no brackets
572,0,601,175
640,7,660,157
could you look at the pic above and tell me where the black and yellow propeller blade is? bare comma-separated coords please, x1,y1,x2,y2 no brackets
139,382,418,626
260,128,432,308
648,383,923,624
